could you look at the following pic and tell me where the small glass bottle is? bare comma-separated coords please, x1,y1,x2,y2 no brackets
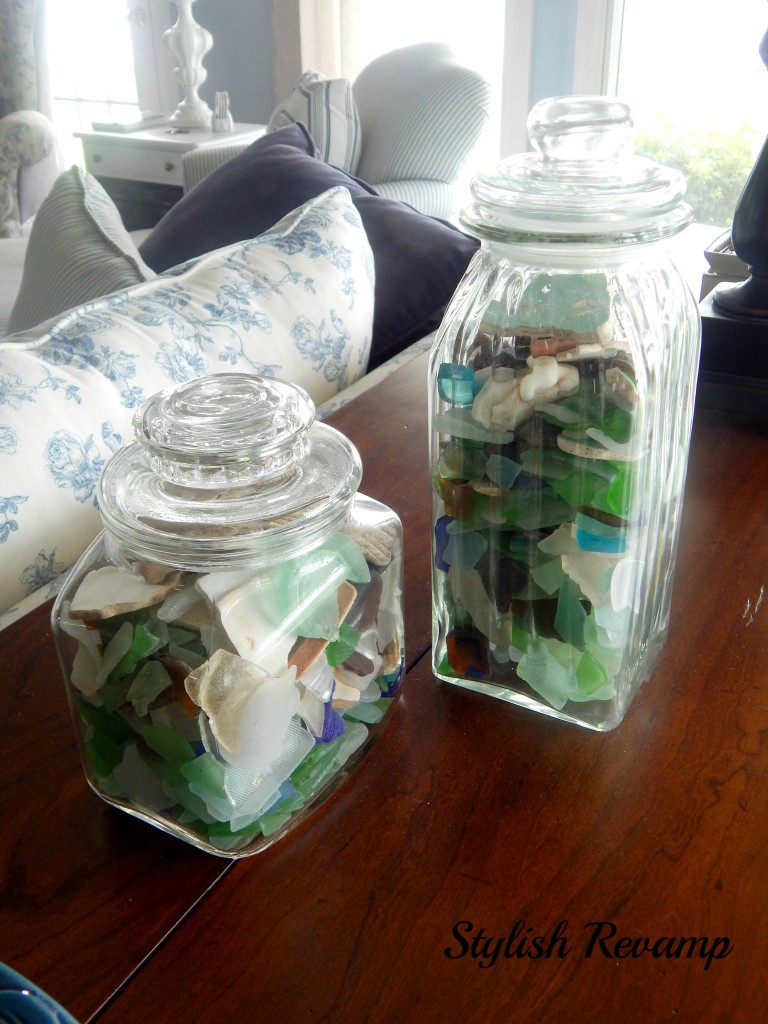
429,97,700,731
53,373,404,856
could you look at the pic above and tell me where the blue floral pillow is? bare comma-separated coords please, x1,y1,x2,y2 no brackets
0,186,374,617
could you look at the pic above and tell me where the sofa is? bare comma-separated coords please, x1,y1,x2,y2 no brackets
0,121,480,628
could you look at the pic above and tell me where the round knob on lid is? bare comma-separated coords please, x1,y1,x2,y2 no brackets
528,96,634,164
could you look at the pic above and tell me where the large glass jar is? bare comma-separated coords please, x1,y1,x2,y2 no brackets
53,373,404,856
429,97,701,731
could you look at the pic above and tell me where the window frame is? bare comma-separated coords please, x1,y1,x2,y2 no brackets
500,0,623,155
126,0,179,115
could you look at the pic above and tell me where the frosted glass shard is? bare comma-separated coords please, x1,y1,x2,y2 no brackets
199,571,297,675
227,721,315,830
298,687,326,737
444,529,488,570
610,557,644,612
185,649,269,754
223,673,300,771
157,582,204,623
113,744,172,813
273,536,370,640
517,643,571,710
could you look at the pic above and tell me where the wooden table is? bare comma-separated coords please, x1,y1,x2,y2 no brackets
1,351,767,1023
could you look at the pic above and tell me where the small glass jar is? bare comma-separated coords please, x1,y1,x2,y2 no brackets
53,373,404,857
429,97,701,731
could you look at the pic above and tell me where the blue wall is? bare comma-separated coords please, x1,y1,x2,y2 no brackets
194,0,275,123
530,0,578,108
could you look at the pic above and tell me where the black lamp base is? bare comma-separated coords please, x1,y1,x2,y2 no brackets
711,274,768,318
697,291,768,419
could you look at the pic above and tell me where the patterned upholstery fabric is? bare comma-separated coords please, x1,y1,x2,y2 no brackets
352,43,491,219
0,110,59,237
0,187,374,617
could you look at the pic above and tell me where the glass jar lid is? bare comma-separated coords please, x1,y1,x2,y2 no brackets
461,96,693,245
97,374,362,569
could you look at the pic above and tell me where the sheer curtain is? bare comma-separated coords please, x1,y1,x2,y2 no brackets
270,0,361,101
0,0,50,118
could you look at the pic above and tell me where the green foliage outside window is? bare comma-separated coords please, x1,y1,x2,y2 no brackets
635,119,759,227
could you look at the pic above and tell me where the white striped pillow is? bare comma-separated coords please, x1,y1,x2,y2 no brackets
6,167,154,335
268,71,361,175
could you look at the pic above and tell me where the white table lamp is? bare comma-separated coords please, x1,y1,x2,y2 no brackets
164,0,214,129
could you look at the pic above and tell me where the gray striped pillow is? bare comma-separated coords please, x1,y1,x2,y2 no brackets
268,71,361,175
6,166,154,335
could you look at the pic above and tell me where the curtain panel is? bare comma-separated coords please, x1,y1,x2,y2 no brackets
270,0,361,102
0,0,49,118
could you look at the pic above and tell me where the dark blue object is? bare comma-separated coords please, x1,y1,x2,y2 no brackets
0,962,79,1024
138,122,479,369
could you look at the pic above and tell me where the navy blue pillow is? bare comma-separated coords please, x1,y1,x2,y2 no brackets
139,123,479,369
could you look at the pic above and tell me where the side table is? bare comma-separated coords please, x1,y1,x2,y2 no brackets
76,123,266,230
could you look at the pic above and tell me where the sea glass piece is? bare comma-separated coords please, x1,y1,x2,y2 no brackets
185,648,269,755
554,576,587,649
530,556,565,595
446,623,490,679
610,557,644,612
112,744,171,812
142,723,196,768
437,476,476,520
291,721,368,800
509,272,611,337
273,535,370,639
197,570,296,675
226,719,315,830
593,601,631,646
485,453,523,489
443,529,488,570
222,673,300,770
576,649,609,694
437,439,488,480
433,406,516,444
127,661,172,716
438,363,475,406
517,639,573,710
434,515,452,570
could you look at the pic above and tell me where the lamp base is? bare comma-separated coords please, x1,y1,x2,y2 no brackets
169,99,212,130
697,290,768,419
164,0,213,131
711,275,768,318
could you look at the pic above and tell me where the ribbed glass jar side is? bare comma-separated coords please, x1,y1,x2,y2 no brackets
429,240,699,730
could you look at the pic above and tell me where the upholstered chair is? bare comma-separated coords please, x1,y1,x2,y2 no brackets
0,109,60,237
351,42,491,219
183,44,491,222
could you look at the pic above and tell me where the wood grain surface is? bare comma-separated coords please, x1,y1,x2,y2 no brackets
2,351,767,1023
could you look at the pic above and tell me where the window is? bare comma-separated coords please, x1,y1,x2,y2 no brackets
612,0,768,229
46,0,176,167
